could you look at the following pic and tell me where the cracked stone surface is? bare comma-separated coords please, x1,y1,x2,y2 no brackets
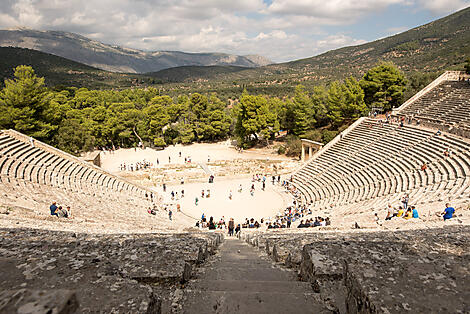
244,226,470,313
0,228,222,313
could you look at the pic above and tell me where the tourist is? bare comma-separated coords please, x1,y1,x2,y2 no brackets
402,194,409,210
442,203,455,221
404,208,412,219
168,209,172,220
66,206,72,218
201,190,205,198
287,216,292,228
397,206,405,218
228,218,235,236
208,217,216,230
50,202,58,217
168,156,171,163
229,190,233,200
163,183,166,192
57,206,68,218
411,206,419,218
235,224,241,236
206,189,211,198
195,197,199,206
385,204,394,220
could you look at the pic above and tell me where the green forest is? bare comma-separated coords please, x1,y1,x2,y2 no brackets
1,60,468,156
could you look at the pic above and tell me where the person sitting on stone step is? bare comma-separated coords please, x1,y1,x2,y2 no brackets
404,208,413,219
50,202,58,217
57,206,68,218
397,206,405,218
442,203,455,221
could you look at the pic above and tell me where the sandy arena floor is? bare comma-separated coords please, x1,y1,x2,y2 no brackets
99,142,295,225
100,141,291,173
162,177,292,223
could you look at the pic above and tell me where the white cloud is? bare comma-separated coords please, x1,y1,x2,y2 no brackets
267,0,406,23
0,0,467,62
416,0,470,14
316,34,367,50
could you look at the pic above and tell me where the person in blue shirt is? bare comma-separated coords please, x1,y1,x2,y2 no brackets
411,206,419,218
442,203,455,221
50,202,58,217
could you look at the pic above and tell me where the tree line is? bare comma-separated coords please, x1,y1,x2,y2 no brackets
0,62,409,155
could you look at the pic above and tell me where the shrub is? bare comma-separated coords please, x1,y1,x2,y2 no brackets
277,145,286,155
321,130,338,144
285,135,301,157
153,137,166,147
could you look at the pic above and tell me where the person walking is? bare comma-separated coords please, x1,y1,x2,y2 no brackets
228,218,235,236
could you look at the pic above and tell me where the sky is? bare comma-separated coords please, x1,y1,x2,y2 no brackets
0,0,469,62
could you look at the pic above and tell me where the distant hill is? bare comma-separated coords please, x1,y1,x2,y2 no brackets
147,65,249,82
0,47,156,89
158,6,470,87
0,29,271,73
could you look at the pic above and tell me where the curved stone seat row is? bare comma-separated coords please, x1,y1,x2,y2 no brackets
0,130,167,230
398,81,470,128
293,118,470,210
0,130,154,201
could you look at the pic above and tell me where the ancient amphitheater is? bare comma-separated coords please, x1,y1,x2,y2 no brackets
1,71,469,313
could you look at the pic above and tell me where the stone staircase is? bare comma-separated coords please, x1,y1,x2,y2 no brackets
181,237,329,313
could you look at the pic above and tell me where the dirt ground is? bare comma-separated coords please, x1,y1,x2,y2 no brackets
99,142,299,225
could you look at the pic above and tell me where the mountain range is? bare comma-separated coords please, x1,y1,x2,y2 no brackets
0,6,469,92
0,29,271,73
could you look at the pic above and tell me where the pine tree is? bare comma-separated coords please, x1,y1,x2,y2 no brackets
360,62,407,111
0,66,55,139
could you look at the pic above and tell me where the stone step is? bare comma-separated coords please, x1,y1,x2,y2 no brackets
0,289,79,313
189,279,313,293
202,266,296,281
183,290,329,314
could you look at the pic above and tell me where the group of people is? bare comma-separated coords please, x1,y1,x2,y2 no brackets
119,160,153,171
383,198,456,222
195,214,241,236
297,216,330,228
49,202,72,218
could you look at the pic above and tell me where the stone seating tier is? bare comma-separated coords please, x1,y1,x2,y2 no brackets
292,118,470,211
0,130,186,233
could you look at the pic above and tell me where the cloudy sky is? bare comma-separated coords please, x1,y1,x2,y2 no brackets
1,0,469,62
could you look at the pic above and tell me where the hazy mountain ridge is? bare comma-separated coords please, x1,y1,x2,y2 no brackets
0,29,272,73
0,47,157,89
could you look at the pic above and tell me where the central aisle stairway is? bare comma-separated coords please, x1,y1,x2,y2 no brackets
182,238,328,313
